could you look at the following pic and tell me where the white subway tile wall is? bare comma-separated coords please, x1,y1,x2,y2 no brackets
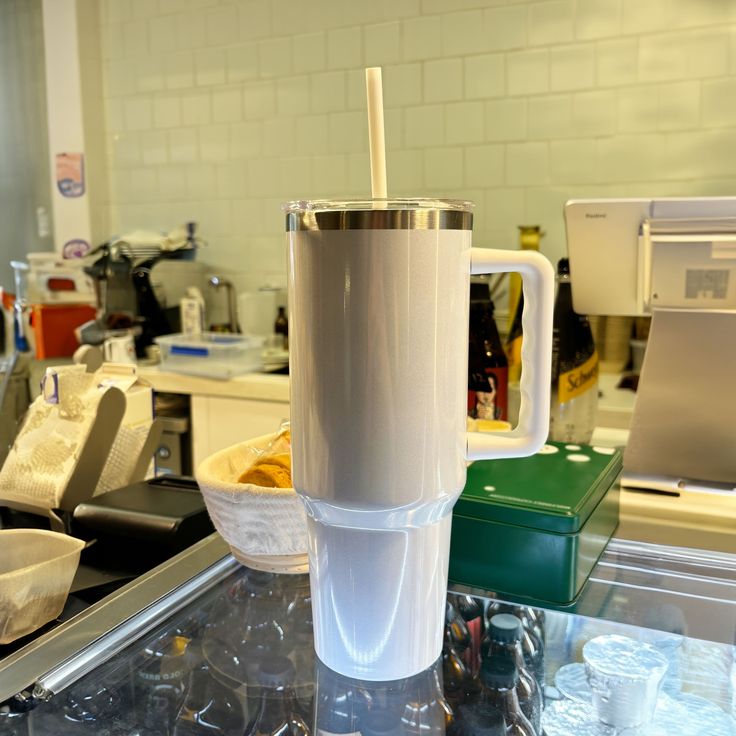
98,0,736,281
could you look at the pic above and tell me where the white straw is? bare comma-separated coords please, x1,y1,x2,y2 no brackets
365,67,387,200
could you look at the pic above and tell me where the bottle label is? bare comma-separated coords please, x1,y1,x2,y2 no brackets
468,366,508,422
558,350,599,402
506,335,522,383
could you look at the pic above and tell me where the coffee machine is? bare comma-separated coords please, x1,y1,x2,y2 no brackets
79,224,201,357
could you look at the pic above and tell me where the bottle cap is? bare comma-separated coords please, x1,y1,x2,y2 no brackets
480,655,518,689
455,704,506,736
489,613,522,644
257,655,296,687
558,258,570,276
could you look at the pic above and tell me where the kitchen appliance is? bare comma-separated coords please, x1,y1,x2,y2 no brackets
285,198,554,680
565,198,736,552
80,224,201,357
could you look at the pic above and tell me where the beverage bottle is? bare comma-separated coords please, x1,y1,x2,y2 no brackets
468,283,508,423
314,659,369,736
483,615,542,735
450,594,484,675
400,665,453,736
451,703,506,736
549,257,599,444
245,656,310,736
275,306,289,350
442,629,472,711
172,664,244,735
133,633,191,734
484,604,545,649
482,613,545,692
445,600,472,655
506,226,543,383
479,658,535,736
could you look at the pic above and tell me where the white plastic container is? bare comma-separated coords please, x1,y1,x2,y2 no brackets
0,530,85,643
156,332,264,379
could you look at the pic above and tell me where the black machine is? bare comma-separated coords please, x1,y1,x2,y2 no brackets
80,223,200,357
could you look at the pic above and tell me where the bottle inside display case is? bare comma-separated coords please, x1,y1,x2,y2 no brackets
482,615,541,734
10,541,736,736
245,656,310,736
478,658,535,736
172,664,244,735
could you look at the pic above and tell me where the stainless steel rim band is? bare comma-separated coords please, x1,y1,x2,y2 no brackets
286,209,473,232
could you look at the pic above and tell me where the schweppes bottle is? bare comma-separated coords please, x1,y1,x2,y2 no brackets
549,258,599,443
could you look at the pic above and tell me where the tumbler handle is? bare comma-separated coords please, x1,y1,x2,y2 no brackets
466,248,555,460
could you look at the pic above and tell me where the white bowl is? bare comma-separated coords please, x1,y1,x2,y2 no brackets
196,433,308,573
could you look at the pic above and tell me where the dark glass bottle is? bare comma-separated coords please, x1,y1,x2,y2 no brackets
400,666,453,736
505,292,524,385
468,284,508,423
483,615,541,735
478,658,535,736
245,656,310,736
450,594,484,675
549,257,599,444
451,703,506,736
442,629,471,711
275,307,289,350
172,664,244,735
445,600,472,655
483,605,545,689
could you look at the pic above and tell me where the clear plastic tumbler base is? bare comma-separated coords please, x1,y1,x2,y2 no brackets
306,514,452,682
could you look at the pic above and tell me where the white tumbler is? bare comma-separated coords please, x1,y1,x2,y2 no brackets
284,199,554,681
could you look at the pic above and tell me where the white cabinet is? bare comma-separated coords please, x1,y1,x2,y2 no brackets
191,396,290,469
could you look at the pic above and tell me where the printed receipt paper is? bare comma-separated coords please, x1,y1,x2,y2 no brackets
623,309,736,487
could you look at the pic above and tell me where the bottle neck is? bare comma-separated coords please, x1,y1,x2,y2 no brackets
255,685,298,726
483,683,522,717
486,640,524,670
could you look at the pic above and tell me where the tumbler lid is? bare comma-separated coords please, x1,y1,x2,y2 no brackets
283,198,473,232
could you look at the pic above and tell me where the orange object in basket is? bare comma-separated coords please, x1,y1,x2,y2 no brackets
32,304,97,359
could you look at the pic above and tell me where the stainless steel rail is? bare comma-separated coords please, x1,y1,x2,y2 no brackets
0,533,238,703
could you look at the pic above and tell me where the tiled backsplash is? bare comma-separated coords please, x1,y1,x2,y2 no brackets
98,0,736,288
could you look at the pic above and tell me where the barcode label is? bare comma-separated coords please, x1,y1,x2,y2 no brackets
685,269,729,299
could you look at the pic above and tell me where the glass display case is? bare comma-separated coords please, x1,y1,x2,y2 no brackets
0,533,734,735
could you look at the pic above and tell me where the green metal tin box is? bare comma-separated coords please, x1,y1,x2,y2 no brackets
449,442,622,606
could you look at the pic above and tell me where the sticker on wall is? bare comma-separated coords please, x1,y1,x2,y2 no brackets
62,239,91,258
56,153,85,197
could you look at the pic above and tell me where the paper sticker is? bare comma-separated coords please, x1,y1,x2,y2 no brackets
56,152,85,197
62,239,91,258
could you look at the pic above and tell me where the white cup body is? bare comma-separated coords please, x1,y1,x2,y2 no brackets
287,217,471,680
286,200,555,681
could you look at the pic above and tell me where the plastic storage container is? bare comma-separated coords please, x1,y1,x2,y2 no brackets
449,442,621,607
0,529,85,643
156,332,264,379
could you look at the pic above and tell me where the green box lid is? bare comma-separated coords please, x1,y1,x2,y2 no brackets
455,442,622,534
